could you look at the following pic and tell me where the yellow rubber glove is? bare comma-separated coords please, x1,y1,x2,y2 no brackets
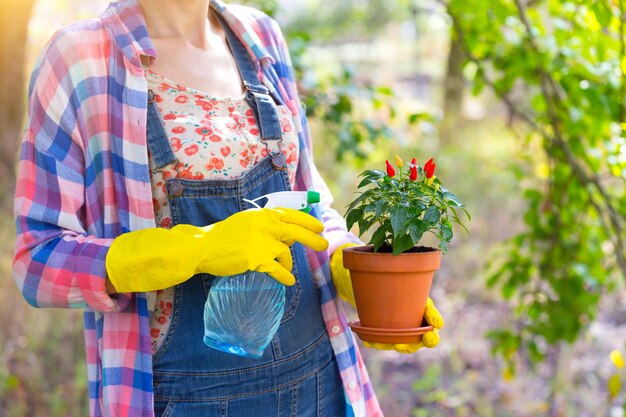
329,243,359,304
106,208,329,293
329,243,444,353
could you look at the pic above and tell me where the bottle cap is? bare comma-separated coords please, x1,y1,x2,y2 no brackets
307,190,320,204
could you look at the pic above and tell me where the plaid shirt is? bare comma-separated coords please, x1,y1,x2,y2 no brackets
13,0,382,416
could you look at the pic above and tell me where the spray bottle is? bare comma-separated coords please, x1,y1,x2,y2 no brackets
203,190,321,358
243,190,320,212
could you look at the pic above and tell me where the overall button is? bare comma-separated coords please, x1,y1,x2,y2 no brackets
331,325,341,335
168,180,184,197
271,152,287,170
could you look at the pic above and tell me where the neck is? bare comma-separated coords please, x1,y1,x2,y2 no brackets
139,0,220,48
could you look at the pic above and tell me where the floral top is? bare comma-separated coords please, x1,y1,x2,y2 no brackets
145,68,299,353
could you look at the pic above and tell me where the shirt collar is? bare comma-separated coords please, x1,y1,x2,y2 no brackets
103,0,274,68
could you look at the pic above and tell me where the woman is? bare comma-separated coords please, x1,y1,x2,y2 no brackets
13,0,443,416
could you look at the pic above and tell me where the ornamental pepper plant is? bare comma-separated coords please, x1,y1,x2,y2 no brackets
345,155,469,255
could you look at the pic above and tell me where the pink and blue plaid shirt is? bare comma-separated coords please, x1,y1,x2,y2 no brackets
13,0,382,416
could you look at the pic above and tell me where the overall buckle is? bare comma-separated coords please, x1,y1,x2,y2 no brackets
244,81,269,95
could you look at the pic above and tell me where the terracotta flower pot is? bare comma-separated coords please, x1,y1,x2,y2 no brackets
343,245,441,343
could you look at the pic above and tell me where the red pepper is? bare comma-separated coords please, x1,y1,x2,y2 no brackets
424,158,436,179
411,158,417,165
385,160,396,177
409,165,418,181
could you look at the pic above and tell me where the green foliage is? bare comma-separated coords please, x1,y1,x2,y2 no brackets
283,0,397,41
295,61,401,161
284,13,433,163
447,0,626,370
345,157,469,254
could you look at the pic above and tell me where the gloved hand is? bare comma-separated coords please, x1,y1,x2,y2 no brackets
330,243,444,353
106,208,329,293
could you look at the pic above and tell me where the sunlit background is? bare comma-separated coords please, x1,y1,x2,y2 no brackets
1,0,625,416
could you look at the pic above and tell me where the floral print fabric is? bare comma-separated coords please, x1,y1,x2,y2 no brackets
145,67,299,353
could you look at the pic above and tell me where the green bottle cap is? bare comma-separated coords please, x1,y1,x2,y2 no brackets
307,190,320,204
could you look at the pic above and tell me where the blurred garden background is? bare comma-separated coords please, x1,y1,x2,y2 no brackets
1,0,626,415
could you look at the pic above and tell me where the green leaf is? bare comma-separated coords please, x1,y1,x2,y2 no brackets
393,234,414,255
486,270,501,288
441,223,453,241
443,191,463,207
423,206,441,224
359,169,386,179
527,341,546,363
375,199,386,217
440,239,448,254
345,190,373,212
363,203,378,213
608,374,621,400
345,208,363,230
408,112,432,124
358,216,377,235
591,1,613,27
408,223,424,245
376,86,394,96
371,226,388,252
390,206,409,237
472,67,485,95
331,94,352,114
356,177,378,188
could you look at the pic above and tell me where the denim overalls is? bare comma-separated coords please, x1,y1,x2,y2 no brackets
147,12,346,417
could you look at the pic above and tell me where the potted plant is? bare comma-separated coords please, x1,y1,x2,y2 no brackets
343,155,469,344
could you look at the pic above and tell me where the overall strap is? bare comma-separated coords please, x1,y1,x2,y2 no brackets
146,89,177,169
215,13,286,169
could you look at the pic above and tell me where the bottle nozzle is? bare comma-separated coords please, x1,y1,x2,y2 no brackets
307,191,320,204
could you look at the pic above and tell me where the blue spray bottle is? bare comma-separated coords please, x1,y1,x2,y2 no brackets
203,190,321,358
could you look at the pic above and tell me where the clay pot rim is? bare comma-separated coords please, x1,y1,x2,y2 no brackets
343,244,442,275
343,245,441,256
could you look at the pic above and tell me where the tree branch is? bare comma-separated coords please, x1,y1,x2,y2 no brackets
619,0,626,123
439,0,626,277
513,0,625,275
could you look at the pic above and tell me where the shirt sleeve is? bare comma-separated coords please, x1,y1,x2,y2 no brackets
304,119,364,255
259,17,364,256
12,27,119,312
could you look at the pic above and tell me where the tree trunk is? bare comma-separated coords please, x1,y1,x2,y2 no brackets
439,35,465,145
0,0,36,209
